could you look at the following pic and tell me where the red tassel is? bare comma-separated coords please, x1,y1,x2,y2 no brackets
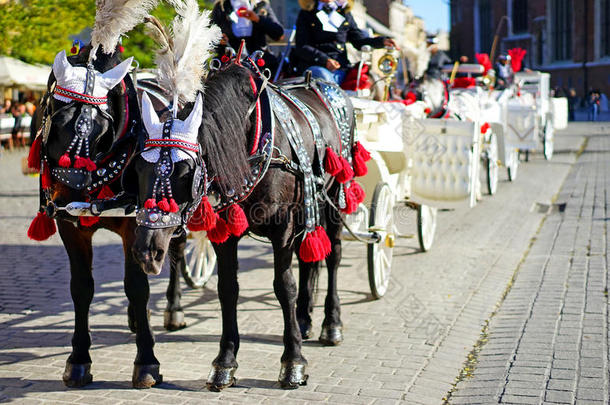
188,197,217,232
315,226,332,257
144,199,157,209
335,157,354,184
341,186,359,214
59,153,71,168
84,158,97,172
157,198,170,212
207,217,230,244
353,141,371,162
324,147,342,176
74,156,87,169
227,204,248,237
350,181,365,204
299,231,326,263
79,216,100,227
27,212,57,241
41,164,52,189
352,153,368,177
169,198,180,213
97,185,114,200
480,122,491,134
28,137,42,171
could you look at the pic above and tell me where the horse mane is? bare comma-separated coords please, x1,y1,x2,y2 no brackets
184,64,254,196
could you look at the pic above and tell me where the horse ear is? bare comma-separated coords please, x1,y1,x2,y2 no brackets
183,93,203,133
52,50,71,82
141,92,161,138
100,57,133,91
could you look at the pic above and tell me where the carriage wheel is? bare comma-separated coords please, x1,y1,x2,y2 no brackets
367,182,394,300
543,121,554,160
182,231,217,289
507,149,519,182
485,133,499,195
417,204,437,252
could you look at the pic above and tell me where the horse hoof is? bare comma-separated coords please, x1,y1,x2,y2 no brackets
62,362,92,388
319,325,343,346
279,362,308,389
132,364,162,389
298,320,313,340
164,310,186,331
206,365,237,392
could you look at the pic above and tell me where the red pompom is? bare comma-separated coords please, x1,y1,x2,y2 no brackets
41,164,52,189
227,204,248,237
119,45,125,53
28,136,42,171
237,6,248,16
157,198,170,212
335,157,354,184
169,198,180,213
59,153,71,168
144,199,157,209
71,46,77,54
352,154,368,177
97,185,114,200
79,216,100,227
353,141,371,162
221,55,230,63
27,212,56,241
350,181,365,204
324,147,342,176
341,185,359,214
188,197,217,232
480,122,491,134
256,58,266,67
424,107,431,115
315,226,332,257
207,217,230,244
299,231,326,263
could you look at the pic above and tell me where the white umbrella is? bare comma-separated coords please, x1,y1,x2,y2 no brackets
0,55,51,91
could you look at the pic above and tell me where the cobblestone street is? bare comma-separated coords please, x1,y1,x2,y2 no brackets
0,124,607,404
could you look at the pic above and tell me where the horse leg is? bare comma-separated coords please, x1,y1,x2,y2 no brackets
319,210,343,346
164,233,187,331
273,240,308,389
296,257,319,340
57,221,94,387
123,230,162,388
207,237,239,392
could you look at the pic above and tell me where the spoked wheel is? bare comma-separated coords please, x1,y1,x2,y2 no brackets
367,182,395,299
543,121,554,160
417,204,437,252
484,133,499,195
182,231,217,289
507,149,519,182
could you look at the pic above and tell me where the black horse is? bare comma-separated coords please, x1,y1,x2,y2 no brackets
28,47,191,388
127,55,369,389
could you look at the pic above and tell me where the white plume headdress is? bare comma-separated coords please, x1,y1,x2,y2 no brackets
146,0,222,115
402,42,431,80
90,0,160,60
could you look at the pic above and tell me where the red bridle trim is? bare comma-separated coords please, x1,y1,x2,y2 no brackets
55,86,108,105
144,140,200,153
248,75,262,156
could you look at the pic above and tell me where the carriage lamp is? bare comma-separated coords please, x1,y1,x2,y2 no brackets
378,48,400,101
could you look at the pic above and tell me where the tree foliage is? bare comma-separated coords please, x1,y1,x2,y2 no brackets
0,0,214,67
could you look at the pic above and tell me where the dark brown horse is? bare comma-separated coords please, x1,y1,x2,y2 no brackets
127,57,366,389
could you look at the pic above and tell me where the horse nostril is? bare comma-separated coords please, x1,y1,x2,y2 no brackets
154,250,164,262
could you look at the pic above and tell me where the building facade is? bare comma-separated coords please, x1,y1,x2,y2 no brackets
450,0,610,98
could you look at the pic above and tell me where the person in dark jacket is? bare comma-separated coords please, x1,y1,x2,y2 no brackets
425,36,451,79
294,0,396,84
212,0,284,73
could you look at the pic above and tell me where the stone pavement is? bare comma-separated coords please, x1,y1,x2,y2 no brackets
447,132,610,404
0,127,593,404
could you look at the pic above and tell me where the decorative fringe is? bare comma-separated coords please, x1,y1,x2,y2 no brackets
314,225,332,257
227,204,248,237
97,185,115,200
335,157,354,184
41,164,52,189
188,196,217,232
169,198,180,213
79,216,100,227
207,216,230,244
144,199,157,209
27,136,42,171
324,147,342,176
352,154,368,177
27,212,57,241
299,230,326,263
157,198,170,212
74,157,97,171
59,153,71,168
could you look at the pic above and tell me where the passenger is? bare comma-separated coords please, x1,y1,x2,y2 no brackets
425,36,451,79
294,0,396,85
211,0,285,74
495,54,514,89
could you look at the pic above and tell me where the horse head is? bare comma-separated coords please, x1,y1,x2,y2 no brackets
126,92,206,275
43,49,133,209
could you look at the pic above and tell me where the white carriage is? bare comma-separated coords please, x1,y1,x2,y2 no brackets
506,71,568,161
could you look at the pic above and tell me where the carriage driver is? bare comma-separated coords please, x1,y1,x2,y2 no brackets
293,0,396,84
212,0,285,73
